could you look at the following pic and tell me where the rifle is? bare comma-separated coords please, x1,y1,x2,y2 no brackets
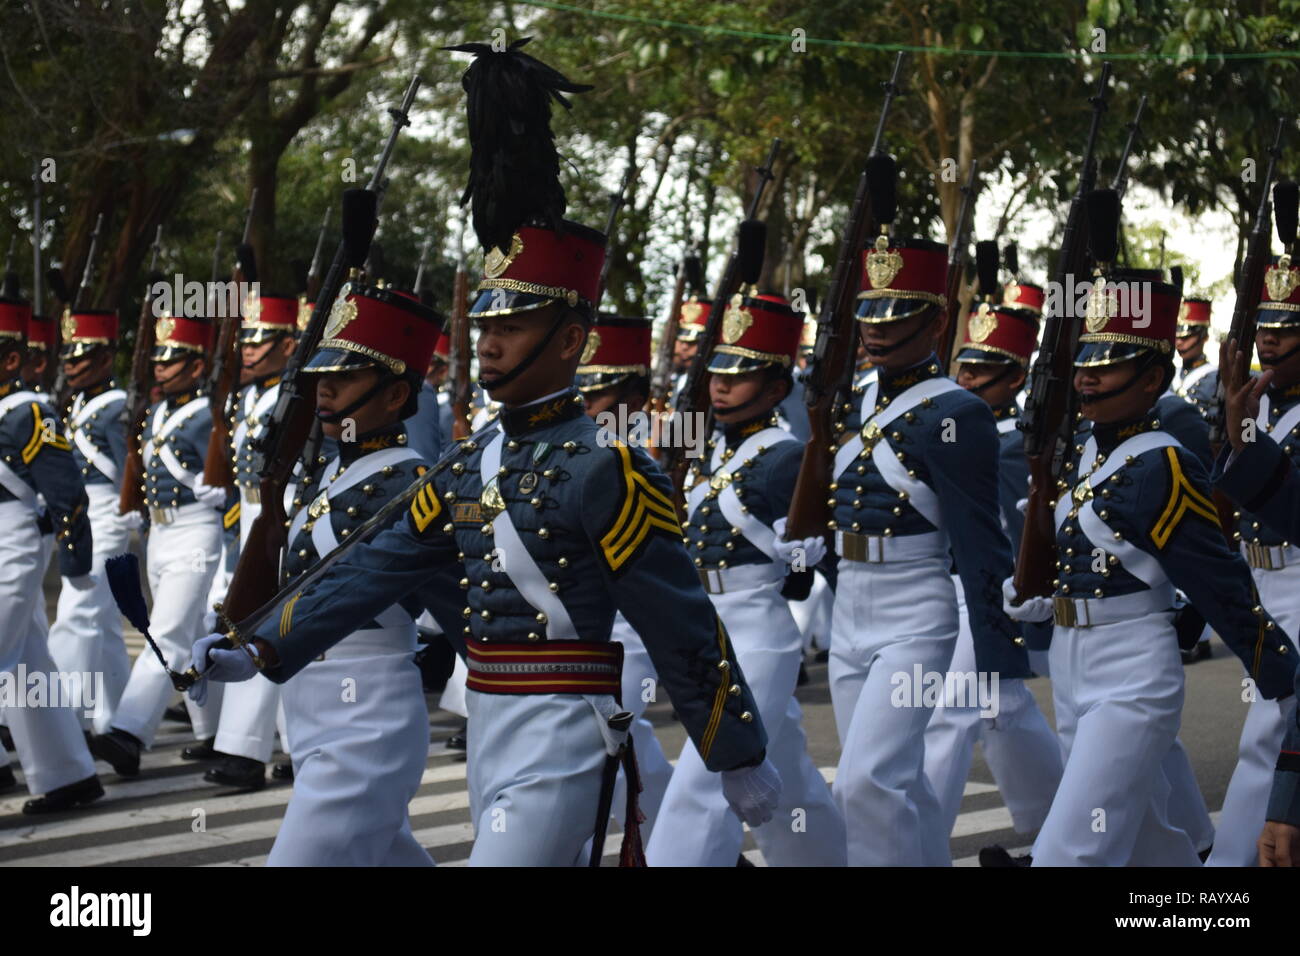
32,161,43,317
660,137,781,508
449,218,472,440
73,213,104,311
203,190,257,488
413,235,432,301
937,157,980,368
1210,120,1286,532
786,52,905,540
118,225,164,516
1112,94,1147,202
648,252,701,413
306,205,330,302
218,75,420,629
595,162,635,310
1013,63,1112,601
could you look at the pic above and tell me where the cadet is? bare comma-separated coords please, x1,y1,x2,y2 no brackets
1214,337,1300,866
406,329,451,459
671,288,708,407
22,311,56,389
188,38,780,866
91,312,228,775
1003,262,1296,866
924,298,1063,841
1205,259,1300,866
46,309,132,734
1173,297,1218,420
827,223,1030,866
648,290,845,866
575,313,674,842
195,283,440,864
0,294,104,813
203,292,299,789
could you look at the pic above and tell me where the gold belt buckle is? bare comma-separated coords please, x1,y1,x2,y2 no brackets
149,506,173,526
243,486,261,505
698,568,723,594
1053,596,1076,627
1247,543,1277,571
841,531,867,563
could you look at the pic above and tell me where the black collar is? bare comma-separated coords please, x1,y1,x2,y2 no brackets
82,378,117,399
1092,411,1161,454
0,376,22,398
992,402,1020,421
1269,380,1300,403
341,422,408,463
167,388,203,408
1182,355,1207,372
723,412,780,448
254,372,282,390
499,389,586,437
879,354,944,397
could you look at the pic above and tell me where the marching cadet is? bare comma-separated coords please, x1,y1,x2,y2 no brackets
1173,296,1218,420
1214,337,1300,866
201,292,299,789
0,294,104,813
188,37,780,866
575,312,674,842
22,311,56,389
670,287,708,406
90,312,228,776
1002,255,1297,866
1204,255,1300,866
923,295,1064,841
45,309,133,733
407,329,451,458
195,283,440,864
648,290,845,866
826,221,1030,866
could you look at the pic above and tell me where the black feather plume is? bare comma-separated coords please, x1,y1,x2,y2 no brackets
1085,189,1121,265
2,269,19,299
47,267,70,304
1274,180,1299,248
805,286,818,314
683,255,704,294
1170,265,1184,295
290,258,309,294
341,189,378,270
444,36,594,252
738,220,766,287
975,241,999,298
1003,242,1019,278
105,554,151,634
235,243,258,284
864,154,897,228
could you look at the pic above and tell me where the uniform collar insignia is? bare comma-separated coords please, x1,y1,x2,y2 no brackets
168,388,200,408
256,373,282,390
1093,413,1159,453
500,389,585,437
723,412,780,448
342,424,407,462
1278,381,1300,400
880,355,943,397
1183,355,1207,372
992,402,1019,420
84,379,116,398
0,377,18,398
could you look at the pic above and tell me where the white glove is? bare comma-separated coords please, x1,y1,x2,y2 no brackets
1015,497,1028,516
202,609,218,633
192,481,227,509
772,517,827,569
187,632,258,707
721,757,782,828
1001,577,1053,623
122,510,144,532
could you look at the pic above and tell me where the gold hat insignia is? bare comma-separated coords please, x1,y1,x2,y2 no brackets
580,329,601,364
865,234,904,290
968,303,997,343
61,312,77,341
155,315,176,345
722,295,753,344
483,233,525,280
1264,256,1299,302
297,296,312,331
1085,278,1117,333
324,285,357,340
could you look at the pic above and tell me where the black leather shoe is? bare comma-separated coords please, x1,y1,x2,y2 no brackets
1195,641,1212,661
797,662,810,686
979,845,1032,868
181,738,222,761
271,761,293,781
204,756,266,791
23,774,105,815
1198,844,1213,863
445,722,467,751
89,729,142,777
813,649,830,664
0,764,15,794
163,703,192,725
0,726,13,751
736,853,755,867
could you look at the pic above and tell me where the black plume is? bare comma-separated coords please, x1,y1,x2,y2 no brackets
683,255,704,293
444,36,593,252
2,268,18,299
290,259,309,294
1085,189,1121,265
46,267,70,303
737,219,766,287
975,240,999,298
864,154,897,227
341,189,378,270
1170,265,1185,295
235,243,257,283
366,242,388,283
1003,242,1019,277
805,286,818,314
1274,180,1299,248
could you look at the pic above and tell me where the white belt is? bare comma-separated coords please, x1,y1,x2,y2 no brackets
1053,584,1176,628
148,500,213,526
835,529,947,564
315,623,416,661
698,562,785,595
239,484,261,505
1242,541,1300,572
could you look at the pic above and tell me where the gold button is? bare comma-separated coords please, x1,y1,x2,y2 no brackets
740,711,753,723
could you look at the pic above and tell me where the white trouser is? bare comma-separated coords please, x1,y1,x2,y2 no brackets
829,555,957,866
791,570,834,653
609,615,672,842
213,491,288,761
1163,739,1215,854
1207,560,1300,867
439,656,468,719
0,503,96,794
270,624,433,866
648,580,845,866
112,503,224,747
1033,610,1199,866
46,483,132,733
465,689,610,866
924,576,1063,836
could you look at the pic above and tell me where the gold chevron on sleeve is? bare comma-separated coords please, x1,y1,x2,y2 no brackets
279,590,303,639
599,441,681,571
23,403,68,462
1150,447,1219,549
698,617,732,762
409,480,442,533
223,501,241,530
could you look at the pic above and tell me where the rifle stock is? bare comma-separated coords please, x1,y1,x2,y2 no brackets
786,52,905,541
938,158,980,369
118,225,163,516
450,257,471,440
648,257,688,413
204,194,256,490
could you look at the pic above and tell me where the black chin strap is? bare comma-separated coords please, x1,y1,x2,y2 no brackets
1081,357,1156,404
1263,339,1300,367
478,309,572,393
316,375,392,424
155,360,196,390
862,312,936,359
967,364,1018,396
